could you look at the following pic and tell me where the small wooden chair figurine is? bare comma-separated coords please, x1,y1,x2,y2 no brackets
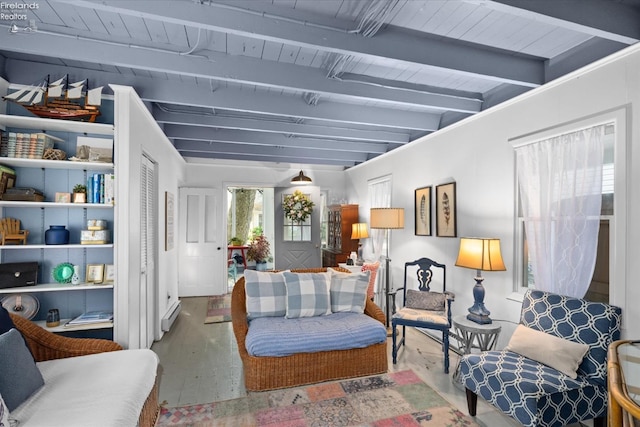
0,217,29,245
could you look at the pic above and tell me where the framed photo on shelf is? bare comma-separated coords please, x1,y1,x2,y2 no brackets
436,182,457,237
55,192,71,203
86,264,105,283
104,264,115,283
414,186,431,236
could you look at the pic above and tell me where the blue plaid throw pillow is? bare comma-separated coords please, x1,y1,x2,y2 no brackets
328,268,370,313
244,270,287,319
283,272,331,318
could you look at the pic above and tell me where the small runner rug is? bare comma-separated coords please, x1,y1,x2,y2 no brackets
156,370,479,426
204,294,231,324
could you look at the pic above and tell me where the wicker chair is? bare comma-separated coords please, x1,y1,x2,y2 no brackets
231,267,388,391
10,313,160,427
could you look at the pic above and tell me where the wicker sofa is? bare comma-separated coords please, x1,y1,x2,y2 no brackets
7,313,160,427
231,267,388,391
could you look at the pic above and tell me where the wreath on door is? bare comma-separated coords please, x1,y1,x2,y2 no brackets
283,190,315,223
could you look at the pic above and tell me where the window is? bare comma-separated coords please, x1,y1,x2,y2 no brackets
514,124,615,302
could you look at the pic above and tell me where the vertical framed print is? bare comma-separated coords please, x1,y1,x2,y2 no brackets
414,186,431,236
436,182,457,237
165,191,175,251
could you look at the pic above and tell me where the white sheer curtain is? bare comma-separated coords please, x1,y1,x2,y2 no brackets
366,176,392,262
515,125,605,298
366,176,392,307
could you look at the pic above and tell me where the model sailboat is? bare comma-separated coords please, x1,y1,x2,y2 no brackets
3,75,103,122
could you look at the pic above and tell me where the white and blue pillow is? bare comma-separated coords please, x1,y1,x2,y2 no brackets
244,270,287,319
283,272,331,318
328,268,370,314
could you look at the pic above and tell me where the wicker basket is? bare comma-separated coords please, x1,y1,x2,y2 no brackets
43,148,67,160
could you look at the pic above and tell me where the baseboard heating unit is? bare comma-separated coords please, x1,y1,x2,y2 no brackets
161,300,181,332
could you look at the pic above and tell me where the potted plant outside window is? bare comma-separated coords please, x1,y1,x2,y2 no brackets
73,184,87,203
246,234,271,271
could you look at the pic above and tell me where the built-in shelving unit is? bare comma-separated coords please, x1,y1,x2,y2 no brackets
0,282,113,294
322,204,359,267
0,113,115,334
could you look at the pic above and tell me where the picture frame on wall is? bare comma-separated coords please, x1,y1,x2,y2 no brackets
165,191,175,251
414,186,431,236
436,182,457,237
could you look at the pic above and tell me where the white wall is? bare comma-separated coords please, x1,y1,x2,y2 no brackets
346,43,640,343
112,85,186,348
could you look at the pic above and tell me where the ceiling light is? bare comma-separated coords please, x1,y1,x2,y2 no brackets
290,170,312,184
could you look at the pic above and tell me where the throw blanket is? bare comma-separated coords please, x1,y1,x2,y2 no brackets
246,312,386,357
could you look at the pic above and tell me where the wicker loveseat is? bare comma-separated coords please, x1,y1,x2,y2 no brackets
7,313,160,427
231,267,388,391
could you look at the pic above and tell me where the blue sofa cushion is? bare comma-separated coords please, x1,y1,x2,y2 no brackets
244,270,287,319
328,269,369,314
283,271,331,318
246,312,386,357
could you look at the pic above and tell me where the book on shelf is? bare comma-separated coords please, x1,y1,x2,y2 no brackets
66,311,113,326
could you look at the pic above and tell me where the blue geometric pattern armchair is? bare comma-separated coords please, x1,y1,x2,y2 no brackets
460,289,621,427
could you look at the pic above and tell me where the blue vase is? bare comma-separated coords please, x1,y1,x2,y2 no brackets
45,225,69,245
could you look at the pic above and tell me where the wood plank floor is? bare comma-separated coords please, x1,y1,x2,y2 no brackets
151,296,590,427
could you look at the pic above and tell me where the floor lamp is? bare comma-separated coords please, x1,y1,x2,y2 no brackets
370,208,405,333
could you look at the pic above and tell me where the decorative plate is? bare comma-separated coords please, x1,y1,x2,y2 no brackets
53,262,74,284
1,294,39,320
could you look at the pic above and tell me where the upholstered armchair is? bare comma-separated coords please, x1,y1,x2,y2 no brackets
391,258,452,373
460,289,622,427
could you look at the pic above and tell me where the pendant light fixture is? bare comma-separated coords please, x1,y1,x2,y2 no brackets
290,170,312,184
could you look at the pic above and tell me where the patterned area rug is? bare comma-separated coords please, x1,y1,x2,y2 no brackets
156,370,479,426
204,294,231,324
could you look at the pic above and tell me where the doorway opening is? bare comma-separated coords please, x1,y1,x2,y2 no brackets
226,187,275,291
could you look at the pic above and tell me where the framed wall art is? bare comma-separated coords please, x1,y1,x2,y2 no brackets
414,186,431,236
165,191,175,251
436,182,457,237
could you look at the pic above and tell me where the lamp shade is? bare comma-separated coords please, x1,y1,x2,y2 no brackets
455,237,506,272
291,170,312,184
370,208,405,229
351,223,369,239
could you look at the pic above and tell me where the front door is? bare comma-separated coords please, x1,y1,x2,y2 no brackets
274,186,321,270
178,187,224,296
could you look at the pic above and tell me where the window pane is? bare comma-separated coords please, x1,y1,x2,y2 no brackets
302,226,311,241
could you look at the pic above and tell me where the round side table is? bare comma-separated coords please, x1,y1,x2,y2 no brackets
451,315,501,386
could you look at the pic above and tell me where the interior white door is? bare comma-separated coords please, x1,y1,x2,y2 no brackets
140,155,156,349
178,187,223,296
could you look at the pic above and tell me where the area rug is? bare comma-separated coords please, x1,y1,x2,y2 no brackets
155,370,479,426
204,294,231,324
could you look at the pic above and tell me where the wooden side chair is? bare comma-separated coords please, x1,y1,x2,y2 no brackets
391,257,453,373
0,217,29,245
